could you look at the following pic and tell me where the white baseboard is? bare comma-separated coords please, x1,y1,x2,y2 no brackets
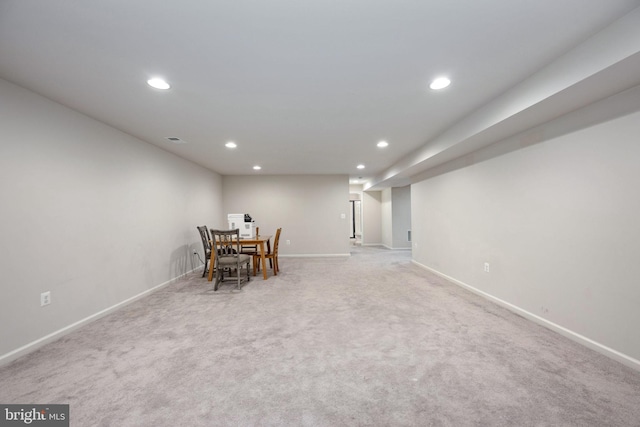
412,260,640,372
0,267,199,367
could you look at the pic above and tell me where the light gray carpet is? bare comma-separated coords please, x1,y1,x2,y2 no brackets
1,246,639,426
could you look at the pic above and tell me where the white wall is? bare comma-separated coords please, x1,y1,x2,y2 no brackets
222,175,350,256
0,79,223,362
362,191,382,245
379,186,411,249
349,184,363,200
411,108,640,367
392,186,412,249
381,188,392,248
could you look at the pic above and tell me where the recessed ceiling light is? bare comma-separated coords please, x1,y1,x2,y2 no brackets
147,78,170,90
357,164,365,169
429,77,451,90
253,165,262,170
377,140,389,148
225,141,237,148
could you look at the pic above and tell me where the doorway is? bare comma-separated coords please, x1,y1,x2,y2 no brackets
349,200,362,240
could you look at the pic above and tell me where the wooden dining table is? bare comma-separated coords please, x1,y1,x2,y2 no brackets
207,235,272,281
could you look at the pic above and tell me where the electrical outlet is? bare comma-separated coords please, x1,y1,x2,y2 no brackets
41,291,51,306
483,262,490,273
286,240,291,245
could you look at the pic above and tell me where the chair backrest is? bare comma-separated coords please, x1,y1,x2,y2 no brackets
196,226,211,254
210,229,241,256
272,228,282,255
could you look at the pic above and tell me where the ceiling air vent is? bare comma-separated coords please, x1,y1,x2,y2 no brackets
165,137,187,144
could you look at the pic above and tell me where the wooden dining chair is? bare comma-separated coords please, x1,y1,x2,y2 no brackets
253,228,281,276
196,225,212,277
210,229,251,291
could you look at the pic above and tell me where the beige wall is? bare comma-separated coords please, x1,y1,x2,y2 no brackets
411,106,640,367
0,78,223,362
222,175,351,256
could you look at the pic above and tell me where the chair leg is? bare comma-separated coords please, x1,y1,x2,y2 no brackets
202,259,208,277
214,268,220,291
214,266,227,291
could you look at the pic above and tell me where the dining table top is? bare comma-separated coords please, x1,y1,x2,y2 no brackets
209,234,271,245
236,235,271,244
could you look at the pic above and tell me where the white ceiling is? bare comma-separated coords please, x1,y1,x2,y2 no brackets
2,1,640,188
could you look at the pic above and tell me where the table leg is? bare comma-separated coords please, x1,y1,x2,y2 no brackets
259,242,268,280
